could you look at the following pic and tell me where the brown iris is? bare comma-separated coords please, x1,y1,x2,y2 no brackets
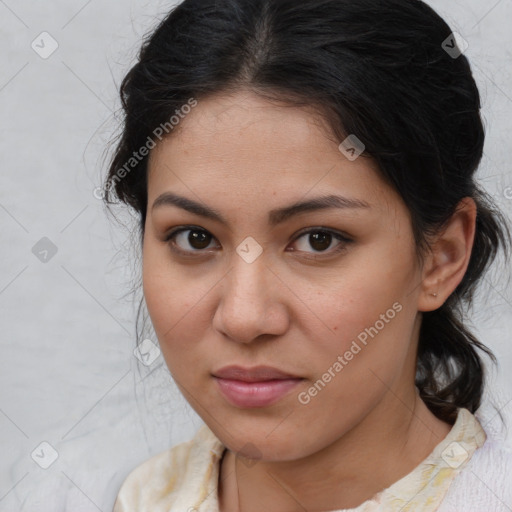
309,232,332,251
188,230,212,250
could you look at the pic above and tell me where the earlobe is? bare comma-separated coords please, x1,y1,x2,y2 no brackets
417,197,477,312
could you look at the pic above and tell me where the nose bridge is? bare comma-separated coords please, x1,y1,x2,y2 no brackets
227,233,272,298
227,249,271,310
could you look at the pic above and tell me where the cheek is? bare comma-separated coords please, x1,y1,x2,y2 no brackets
143,271,207,380
312,263,407,345
142,245,204,347
301,255,415,389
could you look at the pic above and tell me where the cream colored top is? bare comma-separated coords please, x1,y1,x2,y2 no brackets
113,408,494,512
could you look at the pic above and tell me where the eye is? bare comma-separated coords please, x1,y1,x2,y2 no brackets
289,228,352,258
165,227,218,255
164,226,352,259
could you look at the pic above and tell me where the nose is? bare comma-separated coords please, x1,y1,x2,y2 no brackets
211,252,290,344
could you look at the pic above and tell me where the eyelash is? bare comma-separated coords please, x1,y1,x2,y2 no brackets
164,226,353,260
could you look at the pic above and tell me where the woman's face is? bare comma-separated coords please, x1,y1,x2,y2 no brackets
143,90,426,460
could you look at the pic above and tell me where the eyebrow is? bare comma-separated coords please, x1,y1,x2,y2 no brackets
151,192,370,227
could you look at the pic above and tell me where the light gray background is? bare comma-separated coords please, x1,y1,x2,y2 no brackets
1,1,511,511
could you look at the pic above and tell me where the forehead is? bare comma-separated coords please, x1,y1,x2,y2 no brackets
149,91,337,172
146,90,399,216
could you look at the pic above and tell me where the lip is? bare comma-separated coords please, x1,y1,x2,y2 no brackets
212,365,302,382
212,365,304,408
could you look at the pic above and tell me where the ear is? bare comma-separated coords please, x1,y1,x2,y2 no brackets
417,197,477,312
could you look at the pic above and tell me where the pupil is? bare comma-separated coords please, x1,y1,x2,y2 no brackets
189,230,211,249
310,232,331,251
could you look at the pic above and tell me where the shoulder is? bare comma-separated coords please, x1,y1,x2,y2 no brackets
113,424,225,512
438,425,512,511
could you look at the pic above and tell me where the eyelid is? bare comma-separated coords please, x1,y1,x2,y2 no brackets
291,226,353,244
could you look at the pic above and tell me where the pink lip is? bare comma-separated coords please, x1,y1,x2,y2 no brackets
213,377,303,408
212,365,304,408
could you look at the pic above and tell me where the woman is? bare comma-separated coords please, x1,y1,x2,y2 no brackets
104,0,512,510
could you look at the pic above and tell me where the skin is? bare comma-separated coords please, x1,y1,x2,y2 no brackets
142,89,477,511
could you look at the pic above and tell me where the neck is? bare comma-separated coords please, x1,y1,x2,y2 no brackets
218,392,452,512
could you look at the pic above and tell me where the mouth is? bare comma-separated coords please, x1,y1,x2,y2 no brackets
212,365,304,408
